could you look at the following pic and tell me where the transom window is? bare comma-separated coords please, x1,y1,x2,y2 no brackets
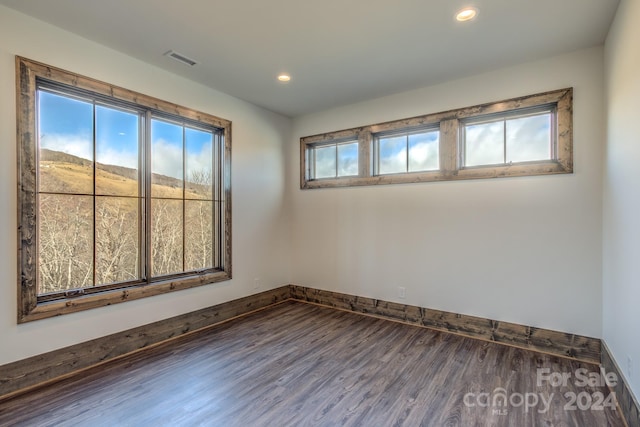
300,88,572,189
375,128,440,175
307,140,358,179
462,107,554,167
17,57,232,322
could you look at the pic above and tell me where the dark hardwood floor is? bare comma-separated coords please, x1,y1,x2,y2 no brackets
0,301,625,427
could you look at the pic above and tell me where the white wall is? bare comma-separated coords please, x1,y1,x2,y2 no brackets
289,47,605,338
0,6,292,365
603,0,640,400
0,4,614,370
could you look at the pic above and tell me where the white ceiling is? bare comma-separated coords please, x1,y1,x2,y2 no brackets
0,0,619,117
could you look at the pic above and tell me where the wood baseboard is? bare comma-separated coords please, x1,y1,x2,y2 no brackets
0,283,607,403
0,286,291,401
289,285,601,364
601,341,640,427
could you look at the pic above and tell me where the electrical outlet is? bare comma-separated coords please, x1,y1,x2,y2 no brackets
627,355,633,378
398,287,406,299
253,278,261,290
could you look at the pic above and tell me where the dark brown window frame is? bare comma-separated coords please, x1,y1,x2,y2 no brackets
300,88,573,189
16,57,232,323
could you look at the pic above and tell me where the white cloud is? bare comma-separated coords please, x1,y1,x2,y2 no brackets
186,144,213,177
152,139,214,181
41,133,139,170
465,122,504,166
97,146,138,169
506,115,551,162
408,141,439,171
40,133,93,161
41,133,215,178
337,143,358,177
314,145,337,179
465,114,551,166
152,139,183,179
379,137,406,174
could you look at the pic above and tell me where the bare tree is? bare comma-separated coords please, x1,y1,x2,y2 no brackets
185,201,213,270
38,160,217,293
39,195,93,293
95,197,138,284
151,199,183,276
187,169,213,199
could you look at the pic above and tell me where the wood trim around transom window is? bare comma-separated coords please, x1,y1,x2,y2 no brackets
300,88,573,189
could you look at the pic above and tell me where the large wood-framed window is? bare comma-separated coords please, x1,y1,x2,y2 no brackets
16,57,232,322
300,88,572,189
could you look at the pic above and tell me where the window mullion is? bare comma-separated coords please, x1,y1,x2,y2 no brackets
334,143,338,178
373,135,380,176
551,106,558,160
92,100,97,288
138,112,145,282
216,132,222,267
440,119,459,175
503,119,507,164
358,130,371,178
182,126,186,272
144,111,152,281
405,135,409,173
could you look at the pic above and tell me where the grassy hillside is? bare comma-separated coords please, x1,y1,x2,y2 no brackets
37,149,216,293
39,149,208,199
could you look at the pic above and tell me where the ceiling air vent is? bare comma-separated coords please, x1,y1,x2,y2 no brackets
164,50,198,66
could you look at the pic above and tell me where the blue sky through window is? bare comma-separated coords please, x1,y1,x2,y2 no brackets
313,141,358,179
38,90,214,181
378,130,439,174
96,105,138,169
465,113,551,167
151,119,213,182
38,90,94,162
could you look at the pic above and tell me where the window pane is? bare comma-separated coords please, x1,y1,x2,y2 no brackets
314,145,336,179
185,127,213,200
408,131,439,172
185,201,213,271
38,194,93,294
95,197,139,285
38,91,94,195
96,106,139,196
379,136,406,174
465,121,504,167
337,142,358,177
151,199,183,276
151,119,184,198
506,114,552,163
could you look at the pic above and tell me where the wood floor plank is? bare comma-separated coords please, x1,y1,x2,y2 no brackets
0,301,625,427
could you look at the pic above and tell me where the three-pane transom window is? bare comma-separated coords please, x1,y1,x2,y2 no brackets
300,88,572,189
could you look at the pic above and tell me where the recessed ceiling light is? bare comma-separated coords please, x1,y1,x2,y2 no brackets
278,74,291,83
456,7,478,22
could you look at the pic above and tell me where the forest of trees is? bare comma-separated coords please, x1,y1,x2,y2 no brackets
37,150,215,295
